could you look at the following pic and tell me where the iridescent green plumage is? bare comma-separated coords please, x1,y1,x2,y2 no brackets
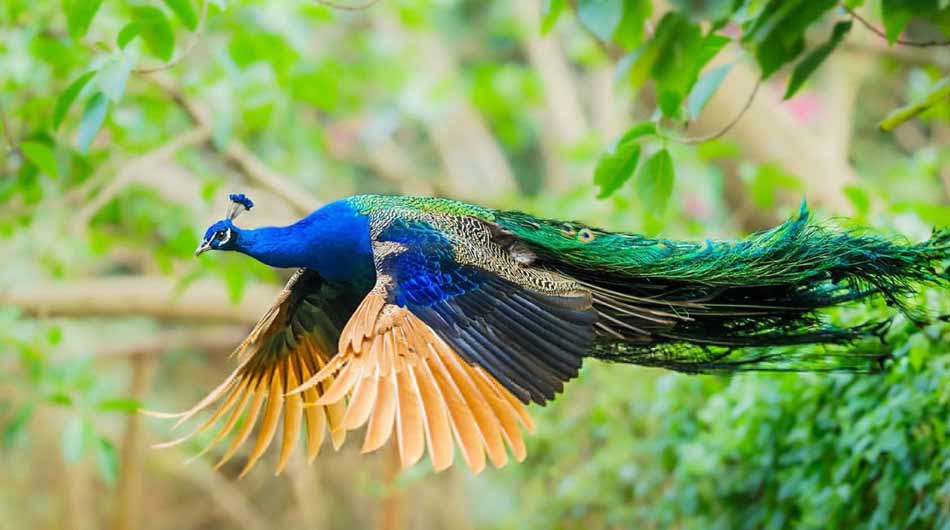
492,202,950,373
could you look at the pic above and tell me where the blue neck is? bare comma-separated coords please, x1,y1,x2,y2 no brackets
234,199,375,283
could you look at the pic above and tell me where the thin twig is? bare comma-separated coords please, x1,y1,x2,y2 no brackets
314,0,381,10
844,6,950,48
134,0,210,74
664,77,762,145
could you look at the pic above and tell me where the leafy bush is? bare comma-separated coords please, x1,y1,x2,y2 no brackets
489,304,950,529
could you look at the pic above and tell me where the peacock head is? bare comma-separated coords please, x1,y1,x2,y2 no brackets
195,193,254,256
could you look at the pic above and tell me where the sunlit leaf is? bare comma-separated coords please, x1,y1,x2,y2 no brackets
98,56,133,103
76,92,109,153
53,71,96,130
67,0,103,41
163,0,199,31
594,123,656,198
132,6,175,61
117,22,142,49
687,63,732,120
541,0,566,34
750,163,803,209
613,0,651,49
843,184,870,215
97,397,143,413
20,141,58,178
636,148,674,215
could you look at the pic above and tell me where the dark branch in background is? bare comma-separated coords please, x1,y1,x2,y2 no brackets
134,0,210,74
844,6,950,48
313,0,381,11
666,78,763,145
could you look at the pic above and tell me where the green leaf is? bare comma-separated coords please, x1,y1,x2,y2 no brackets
76,92,109,153
670,0,736,22
61,416,86,463
95,436,119,485
687,63,732,120
98,56,132,103
784,21,852,100
750,163,803,209
47,325,63,345
594,124,651,199
612,0,651,49
617,13,679,89
881,0,914,44
163,0,199,30
117,22,142,49
541,0,566,34
878,76,950,131
67,0,103,41
3,405,33,448
633,13,727,117
843,184,870,215
577,0,624,42
744,0,837,79
53,71,96,130
636,148,675,215
46,392,73,406
222,266,246,303
97,397,143,413
132,6,175,61
21,141,58,178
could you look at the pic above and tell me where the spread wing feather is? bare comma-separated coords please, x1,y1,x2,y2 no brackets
290,292,534,472
146,269,362,475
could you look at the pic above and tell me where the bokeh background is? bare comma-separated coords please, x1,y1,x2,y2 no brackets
3,1,950,529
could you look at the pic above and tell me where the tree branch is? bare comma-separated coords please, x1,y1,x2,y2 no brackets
148,75,321,215
92,326,249,358
845,6,950,48
663,78,762,145
1,277,279,324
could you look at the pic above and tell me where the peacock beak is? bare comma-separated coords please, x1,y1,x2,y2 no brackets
194,240,212,257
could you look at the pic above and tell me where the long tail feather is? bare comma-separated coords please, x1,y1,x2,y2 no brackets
497,203,950,373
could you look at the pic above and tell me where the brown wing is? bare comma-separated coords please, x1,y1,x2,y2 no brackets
146,269,365,476
288,290,536,474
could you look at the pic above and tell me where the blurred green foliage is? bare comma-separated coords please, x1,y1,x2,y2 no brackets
2,0,950,529
488,304,950,530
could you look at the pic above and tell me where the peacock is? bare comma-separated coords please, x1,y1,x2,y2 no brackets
150,193,950,476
